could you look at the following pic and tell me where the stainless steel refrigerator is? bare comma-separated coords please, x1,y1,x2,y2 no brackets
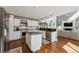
0,7,8,53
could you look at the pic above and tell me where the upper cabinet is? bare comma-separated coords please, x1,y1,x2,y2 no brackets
39,16,57,29
39,22,48,28
13,18,21,26
33,21,39,26
47,17,56,28
27,20,39,26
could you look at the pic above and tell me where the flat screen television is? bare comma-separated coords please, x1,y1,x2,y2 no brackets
64,22,73,27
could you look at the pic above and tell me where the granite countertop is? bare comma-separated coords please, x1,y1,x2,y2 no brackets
39,28,56,32
26,32,42,35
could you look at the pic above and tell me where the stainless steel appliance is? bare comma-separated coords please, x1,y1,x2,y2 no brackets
62,21,74,31
0,7,8,53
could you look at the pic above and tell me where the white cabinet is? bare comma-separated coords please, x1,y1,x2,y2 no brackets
41,31,46,39
13,31,21,40
9,31,21,41
70,32,76,40
59,31,66,37
76,32,79,40
26,33,42,52
27,20,32,26
64,31,70,38
13,18,21,26
42,31,46,39
58,30,79,41
31,34,42,52
8,15,21,41
58,31,70,38
27,20,38,26
51,32,58,42
32,21,38,26
70,31,79,40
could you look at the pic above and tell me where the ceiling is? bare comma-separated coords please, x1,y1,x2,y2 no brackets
2,6,79,20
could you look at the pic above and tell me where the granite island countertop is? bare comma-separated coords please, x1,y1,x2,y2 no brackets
26,32,42,35
39,28,56,32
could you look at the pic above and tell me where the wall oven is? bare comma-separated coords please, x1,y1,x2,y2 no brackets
64,22,73,27
62,21,74,31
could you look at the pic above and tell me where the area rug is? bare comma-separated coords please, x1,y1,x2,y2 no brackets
63,42,79,53
8,47,22,53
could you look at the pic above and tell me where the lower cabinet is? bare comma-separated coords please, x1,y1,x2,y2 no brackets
9,31,21,41
26,33,42,52
13,31,21,40
64,31,70,38
70,31,79,40
70,32,76,40
76,32,79,40
51,32,58,42
58,30,79,40
46,31,58,42
42,31,46,39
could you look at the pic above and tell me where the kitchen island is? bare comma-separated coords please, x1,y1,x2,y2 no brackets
40,28,58,43
26,32,42,52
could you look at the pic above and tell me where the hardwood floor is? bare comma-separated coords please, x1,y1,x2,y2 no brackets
39,37,79,53
21,37,32,53
5,37,79,53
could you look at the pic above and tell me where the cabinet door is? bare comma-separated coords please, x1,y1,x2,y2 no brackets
27,20,32,26
70,32,77,40
33,21,38,26
70,31,79,40
60,31,65,37
13,31,21,40
60,31,70,38
31,34,42,52
27,20,38,26
51,32,57,42
64,31,70,38
73,32,79,40
14,18,20,26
